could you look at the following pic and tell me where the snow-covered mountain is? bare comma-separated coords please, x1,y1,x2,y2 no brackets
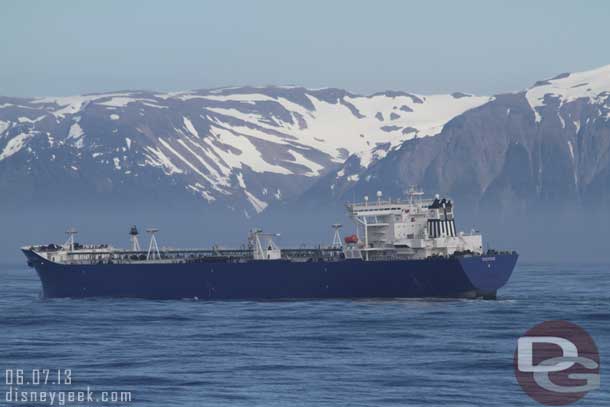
303,64,610,214
2,64,610,220
526,64,610,123
0,86,489,215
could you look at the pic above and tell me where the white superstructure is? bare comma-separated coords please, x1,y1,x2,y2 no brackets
346,188,482,260
248,229,282,260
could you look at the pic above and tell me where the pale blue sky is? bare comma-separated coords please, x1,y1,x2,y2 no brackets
1,0,609,97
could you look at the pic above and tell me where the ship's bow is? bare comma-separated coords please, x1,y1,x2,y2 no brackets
21,247,63,298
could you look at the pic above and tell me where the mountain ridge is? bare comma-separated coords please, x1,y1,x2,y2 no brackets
0,85,491,216
297,64,610,214
2,64,610,218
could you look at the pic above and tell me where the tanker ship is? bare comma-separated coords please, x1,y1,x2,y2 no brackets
22,189,517,300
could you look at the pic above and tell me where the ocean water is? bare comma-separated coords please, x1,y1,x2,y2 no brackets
0,262,608,407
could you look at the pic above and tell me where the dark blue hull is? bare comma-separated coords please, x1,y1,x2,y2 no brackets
23,250,517,300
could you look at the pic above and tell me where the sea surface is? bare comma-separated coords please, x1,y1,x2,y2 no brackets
0,262,608,406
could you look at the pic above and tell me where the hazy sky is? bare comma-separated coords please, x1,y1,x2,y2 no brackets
1,0,609,97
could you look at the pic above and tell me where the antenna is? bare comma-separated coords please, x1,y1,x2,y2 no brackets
65,227,77,251
331,224,343,248
146,228,160,260
406,185,424,204
376,190,382,203
129,225,141,251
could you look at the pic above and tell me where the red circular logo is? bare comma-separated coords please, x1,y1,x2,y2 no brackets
514,320,600,405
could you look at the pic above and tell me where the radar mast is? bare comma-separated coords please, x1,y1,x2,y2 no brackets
406,185,424,204
65,227,77,251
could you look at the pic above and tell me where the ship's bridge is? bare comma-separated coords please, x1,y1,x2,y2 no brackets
345,189,482,260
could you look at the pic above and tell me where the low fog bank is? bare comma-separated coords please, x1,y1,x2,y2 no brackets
263,206,610,263
1,205,609,264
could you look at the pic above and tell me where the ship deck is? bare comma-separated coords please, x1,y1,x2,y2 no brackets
27,246,348,265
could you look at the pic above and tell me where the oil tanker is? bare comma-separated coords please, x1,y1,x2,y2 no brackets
22,189,517,300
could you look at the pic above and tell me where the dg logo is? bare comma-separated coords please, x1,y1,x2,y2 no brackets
514,320,600,405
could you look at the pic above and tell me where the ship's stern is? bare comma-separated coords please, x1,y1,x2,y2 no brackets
457,252,518,299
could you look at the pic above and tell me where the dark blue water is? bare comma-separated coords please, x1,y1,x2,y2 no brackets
1,263,608,406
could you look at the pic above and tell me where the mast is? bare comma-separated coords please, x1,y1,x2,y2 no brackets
407,185,424,204
65,227,77,251
331,224,343,248
146,228,161,260
129,225,141,251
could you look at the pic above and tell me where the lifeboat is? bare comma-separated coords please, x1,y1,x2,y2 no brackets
344,234,359,244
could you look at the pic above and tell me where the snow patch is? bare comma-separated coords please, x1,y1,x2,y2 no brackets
33,93,127,118
236,172,247,188
567,140,578,186
98,97,156,107
17,115,46,123
526,65,610,122
558,112,565,128
203,125,292,175
0,121,9,134
183,117,199,138
186,183,216,202
68,122,84,142
573,120,581,133
110,114,120,121
0,133,32,160
144,145,184,175
567,140,575,161
244,190,268,213
142,102,168,109
192,93,276,103
33,95,93,117
356,144,390,168
177,138,230,188
236,172,267,213
158,138,216,185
